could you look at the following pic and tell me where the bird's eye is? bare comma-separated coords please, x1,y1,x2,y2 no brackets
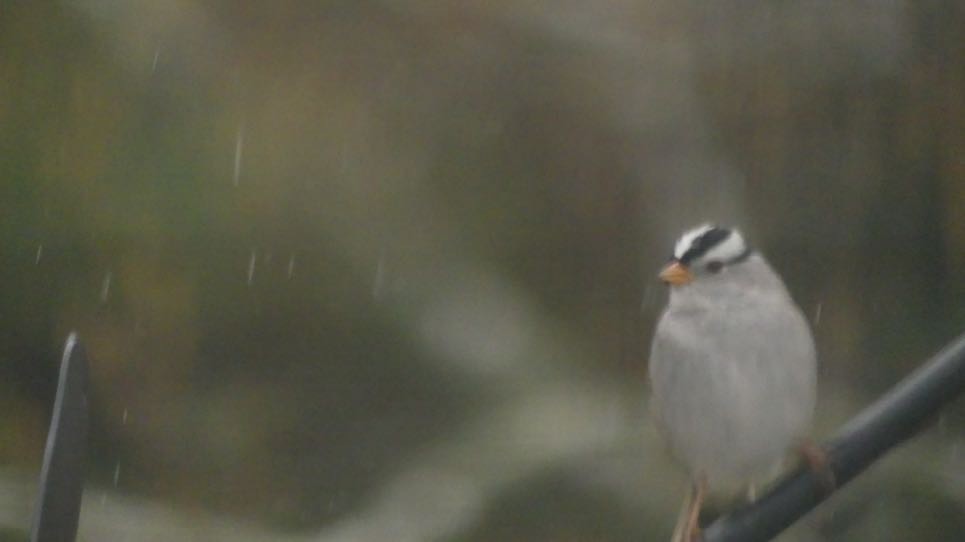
706,261,723,273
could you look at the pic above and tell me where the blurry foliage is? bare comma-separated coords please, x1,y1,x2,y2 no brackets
458,470,653,542
1,1,964,540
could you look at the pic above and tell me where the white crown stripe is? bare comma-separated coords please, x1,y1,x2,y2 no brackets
673,223,715,259
673,225,747,264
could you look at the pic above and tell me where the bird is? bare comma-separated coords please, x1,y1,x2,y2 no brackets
648,224,824,541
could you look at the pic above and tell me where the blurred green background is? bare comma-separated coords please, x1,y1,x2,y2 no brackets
1,1,964,541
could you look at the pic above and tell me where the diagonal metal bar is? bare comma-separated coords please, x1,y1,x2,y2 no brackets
702,331,965,542
30,333,89,542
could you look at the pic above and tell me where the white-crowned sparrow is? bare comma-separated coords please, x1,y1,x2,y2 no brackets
649,224,818,541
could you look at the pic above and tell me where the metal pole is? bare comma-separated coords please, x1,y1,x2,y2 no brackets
30,333,89,542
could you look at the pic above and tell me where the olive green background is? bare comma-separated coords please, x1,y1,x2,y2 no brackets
1,2,963,541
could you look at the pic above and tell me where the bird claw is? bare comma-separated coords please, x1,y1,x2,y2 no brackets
799,441,836,494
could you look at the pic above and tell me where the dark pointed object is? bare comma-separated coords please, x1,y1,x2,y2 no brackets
30,333,89,542
702,332,965,542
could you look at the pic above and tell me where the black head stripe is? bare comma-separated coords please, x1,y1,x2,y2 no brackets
678,227,731,265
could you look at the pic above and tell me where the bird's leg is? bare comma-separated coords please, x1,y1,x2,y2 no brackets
798,440,836,494
670,487,693,542
670,474,707,542
682,474,708,542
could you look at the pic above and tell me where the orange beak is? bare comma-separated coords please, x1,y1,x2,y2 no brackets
659,261,693,285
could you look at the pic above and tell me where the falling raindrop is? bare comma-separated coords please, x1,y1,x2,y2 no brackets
122,408,128,425
247,249,257,286
101,271,113,303
372,250,386,300
233,123,245,187
813,302,823,327
151,47,160,73
35,244,43,265
113,462,121,486
287,253,296,279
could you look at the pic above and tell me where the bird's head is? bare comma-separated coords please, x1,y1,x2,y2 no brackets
659,224,752,286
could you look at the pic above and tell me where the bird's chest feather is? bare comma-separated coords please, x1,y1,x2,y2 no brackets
649,297,813,428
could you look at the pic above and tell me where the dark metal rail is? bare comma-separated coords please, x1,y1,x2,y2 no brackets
30,333,89,542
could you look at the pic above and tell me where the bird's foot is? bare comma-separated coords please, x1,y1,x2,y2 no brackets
798,440,836,494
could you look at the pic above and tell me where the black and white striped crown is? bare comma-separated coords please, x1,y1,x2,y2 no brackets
673,224,750,266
